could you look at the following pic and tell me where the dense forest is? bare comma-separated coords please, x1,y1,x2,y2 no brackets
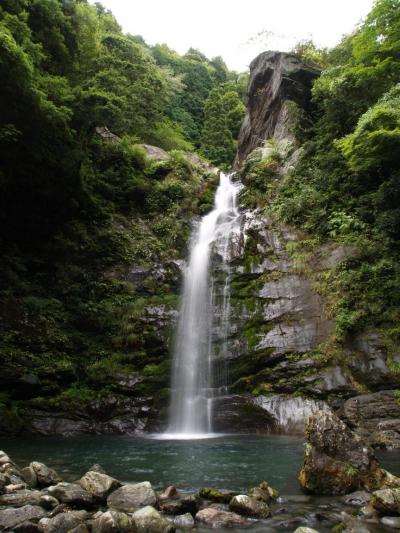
242,0,400,365
0,0,245,429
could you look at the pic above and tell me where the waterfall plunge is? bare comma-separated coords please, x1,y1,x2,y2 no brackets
166,172,241,438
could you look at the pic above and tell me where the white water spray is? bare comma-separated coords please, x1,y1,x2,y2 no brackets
166,172,241,438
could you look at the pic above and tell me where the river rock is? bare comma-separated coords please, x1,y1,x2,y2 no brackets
13,521,41,532
198,487,238,503
158,494,199,515
89,464,106,474
21,467,37,488
372,488,400,514
343,490,371,507
91,510,137,532
69,525,90,533
0,489,41,507
171,513,194,529
39,495,59,510
195,507,248,528
0,472,8,493
29,462,61,487
78,471,121,500
47,482,93,507
248,481,279,501
0,451,12,466
294,526,318,533
39,510,88,533
107,482,157,513
381,516,400,529
299,410,386,495
132,505,174,533
159,486,177,500
229,494,270,518
0,505,46,531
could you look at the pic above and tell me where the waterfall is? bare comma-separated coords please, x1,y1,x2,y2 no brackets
166,172,241,438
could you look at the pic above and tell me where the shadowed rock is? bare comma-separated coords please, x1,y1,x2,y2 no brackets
299,410,395,495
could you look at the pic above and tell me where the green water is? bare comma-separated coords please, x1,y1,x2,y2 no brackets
2,434,305,494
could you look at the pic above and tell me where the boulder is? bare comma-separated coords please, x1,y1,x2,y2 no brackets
158,486,177,500
299,410,387,495
29,462,61,487
91,510,137,532
248,481,278,502
39,510,88,533
0,451,12,466
47,482,93,507
372,488,400,514
78,471,121,500
0,489,41,507
195,507,248,529
89,464,106,474
132,506,174,533
171,513,194,529
293,528,321,533
0,505,46,531
339,391,400,449
39,495,59,510
68,525,90,533
21,467,37,488
0,472,8,493
13,521,41,532
343,490,371,507
381,516,400,528
158,495,199,515
107,482,157,513
198,487,238,503
229,494,270,518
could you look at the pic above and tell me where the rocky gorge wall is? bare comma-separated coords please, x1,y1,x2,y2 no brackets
8,52,400,446
215,51,400,447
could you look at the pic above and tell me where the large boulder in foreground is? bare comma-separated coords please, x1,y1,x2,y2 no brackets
107,482,157,513
195,507,248,529
132,506,174,533
78,471,121,500
299,410,400,495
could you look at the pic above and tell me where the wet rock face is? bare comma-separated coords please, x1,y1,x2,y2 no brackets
234,51,320,168
27,395,153,437
339,390,400,449
299,410,387,495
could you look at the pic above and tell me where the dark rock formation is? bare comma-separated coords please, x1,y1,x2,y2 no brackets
299,410,400,495
339,390,400,449
26,395,154,437
234,51,320,168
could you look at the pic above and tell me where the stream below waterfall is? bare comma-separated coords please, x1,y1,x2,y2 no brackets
2,434,400,532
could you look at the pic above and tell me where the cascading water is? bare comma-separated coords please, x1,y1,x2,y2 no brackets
166,172,241,438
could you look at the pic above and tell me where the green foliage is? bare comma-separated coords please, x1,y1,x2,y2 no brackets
337,84,400,172
200,85,245,167
0,0,232,415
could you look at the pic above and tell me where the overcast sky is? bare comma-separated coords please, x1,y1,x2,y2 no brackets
91,0,375,71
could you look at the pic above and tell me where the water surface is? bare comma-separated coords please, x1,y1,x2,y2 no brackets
2,434,304,493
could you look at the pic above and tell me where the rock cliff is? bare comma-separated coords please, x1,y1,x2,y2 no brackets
234,51,320,168
230,50,400,444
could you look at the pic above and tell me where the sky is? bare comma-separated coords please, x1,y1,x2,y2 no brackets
91,0,375,71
